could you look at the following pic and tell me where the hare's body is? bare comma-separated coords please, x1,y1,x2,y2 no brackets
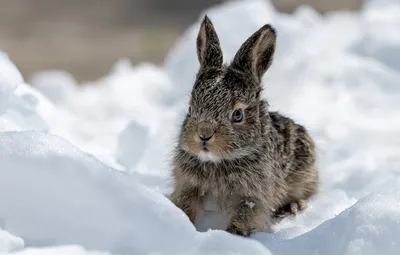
171,16,318,236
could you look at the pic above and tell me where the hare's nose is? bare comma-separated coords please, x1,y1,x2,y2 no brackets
199,133,213,141
197,122,215,141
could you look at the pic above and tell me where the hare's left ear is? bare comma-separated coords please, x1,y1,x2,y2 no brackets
231,24,276,82
196,15,223,69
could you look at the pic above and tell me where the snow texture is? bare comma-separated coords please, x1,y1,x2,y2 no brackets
1,0,400,254
0,229,24,253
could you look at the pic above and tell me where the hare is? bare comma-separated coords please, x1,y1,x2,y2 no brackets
170,15,318,237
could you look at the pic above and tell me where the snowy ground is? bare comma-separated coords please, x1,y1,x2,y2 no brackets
1,0,400,254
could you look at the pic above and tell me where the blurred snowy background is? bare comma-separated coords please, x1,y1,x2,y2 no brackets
0,0,400,254
0,0,361,82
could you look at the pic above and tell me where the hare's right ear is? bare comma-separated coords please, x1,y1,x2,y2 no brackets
196,15,223,69
231,24,276,83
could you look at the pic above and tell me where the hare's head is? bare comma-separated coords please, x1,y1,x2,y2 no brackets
179,15,276,162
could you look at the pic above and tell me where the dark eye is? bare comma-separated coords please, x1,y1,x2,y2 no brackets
232,109,243,122
188,106,192,116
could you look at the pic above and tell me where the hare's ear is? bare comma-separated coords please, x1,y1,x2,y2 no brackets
231,24,276,82
196,15,223,69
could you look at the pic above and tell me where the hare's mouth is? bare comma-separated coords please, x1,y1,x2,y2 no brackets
197,141,221,162
185,133,222,162
201,141,209,152
197,150,221,162
202,147,209,152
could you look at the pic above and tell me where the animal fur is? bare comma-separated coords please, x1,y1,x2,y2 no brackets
170,15,319,237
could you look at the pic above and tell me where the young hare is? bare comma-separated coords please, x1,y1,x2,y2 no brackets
171,16,318,236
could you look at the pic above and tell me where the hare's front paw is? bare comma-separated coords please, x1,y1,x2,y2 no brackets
226,224,253,237
226,198,266,237
274,199,308,218
171,188,199,223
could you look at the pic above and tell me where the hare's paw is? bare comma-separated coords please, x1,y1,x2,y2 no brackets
274,199,308,218
170,189,199,224
226,224,253,237
295,199,308,212
288,199,308,215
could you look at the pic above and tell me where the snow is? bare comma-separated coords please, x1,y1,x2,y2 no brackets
0,229,24,253
1,0,400,254
245,201,256,209
0,245,110,255
0,51,23,115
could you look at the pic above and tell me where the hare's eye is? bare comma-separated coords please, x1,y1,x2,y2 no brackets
232,109,243,123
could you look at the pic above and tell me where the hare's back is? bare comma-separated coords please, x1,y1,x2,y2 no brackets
269,111,318,199
268,111,316,174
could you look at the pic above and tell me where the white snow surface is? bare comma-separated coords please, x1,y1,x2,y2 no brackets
0,229,24,253
1,0,400,254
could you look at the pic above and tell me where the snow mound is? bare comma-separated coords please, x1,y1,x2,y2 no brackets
0,51,23,114
30,70,78,105
302,191,400,255
0,131,273,255
1,0,400,254
0,229,24,253
0,131,190,254
254,190,400,255
115,120,149,170
0,245,110,255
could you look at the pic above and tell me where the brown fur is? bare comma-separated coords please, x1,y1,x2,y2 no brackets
170,15,319,237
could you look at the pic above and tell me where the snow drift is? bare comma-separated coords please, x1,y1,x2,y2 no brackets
1,0,400,254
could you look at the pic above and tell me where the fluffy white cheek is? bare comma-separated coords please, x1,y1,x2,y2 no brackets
197,151,222,163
